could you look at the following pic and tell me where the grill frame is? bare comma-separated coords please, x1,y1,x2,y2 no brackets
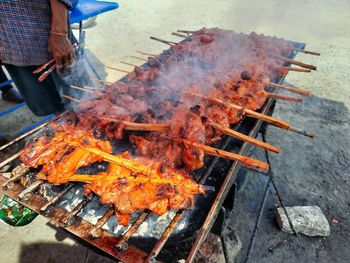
0,36,306,262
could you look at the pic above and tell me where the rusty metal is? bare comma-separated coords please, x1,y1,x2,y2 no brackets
62,193,94,226
114,211,149,252
2,164,29,190
146,211,185,262
88,206,114,239
40,184,75,213
18,180,43,200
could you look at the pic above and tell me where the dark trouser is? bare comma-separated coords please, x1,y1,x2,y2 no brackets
0,66,12,93
3,64,65,116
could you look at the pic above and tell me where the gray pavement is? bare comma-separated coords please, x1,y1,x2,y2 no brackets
1,0,349,262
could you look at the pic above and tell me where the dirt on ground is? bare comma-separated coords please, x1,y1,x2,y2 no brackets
231,92,350,263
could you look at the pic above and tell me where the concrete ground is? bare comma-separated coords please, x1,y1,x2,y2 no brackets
1,0,350,262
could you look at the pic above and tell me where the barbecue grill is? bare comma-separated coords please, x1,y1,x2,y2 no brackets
0,31,308,263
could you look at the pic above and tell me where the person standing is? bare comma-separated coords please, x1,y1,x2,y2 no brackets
0,0,76,116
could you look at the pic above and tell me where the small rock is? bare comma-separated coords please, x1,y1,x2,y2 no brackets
331,218,339,224
276,206,330,236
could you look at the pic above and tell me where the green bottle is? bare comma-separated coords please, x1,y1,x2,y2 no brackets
0,195,38,226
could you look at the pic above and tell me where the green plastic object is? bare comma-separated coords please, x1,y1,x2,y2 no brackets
0,195,38,226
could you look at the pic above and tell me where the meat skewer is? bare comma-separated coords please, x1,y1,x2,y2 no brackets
83,142,268,172
175,138,269,171
120,61,139,67
33,59,55,74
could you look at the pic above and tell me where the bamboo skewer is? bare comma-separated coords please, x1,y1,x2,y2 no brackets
37,173,207,191
102,117,279,153
84,142,268,172
274,55,317,71
293,47,320,56
120,61,139,67
136,51,157,57
266,93,303,102
63,94,80,103
70,85,102,95
91,78,113,85
131,55,149,61
172,32,188,38
106,66,129,74
177,30,196,34
210,123,280,153
150,36,177,45
280,66,312,73
268,82,310,96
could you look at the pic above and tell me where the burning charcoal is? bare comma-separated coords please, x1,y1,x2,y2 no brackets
241,70,252,80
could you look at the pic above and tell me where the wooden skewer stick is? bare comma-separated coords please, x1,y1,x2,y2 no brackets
274,55,317,71
120,61,139,67
188,92,290,129
266,93,303,102
210,123,280,153
63,94,80,103
293,47,320,56
150,36,177,45
177,138,269,172
268,82,310,96
177,30,196,34
280,66,312,73
0,150,24,169
70,85,102,95
91,78,113,85
84,86,101,90
130,55,148,61
136,51,157,57
37,173,206,191
172,32,187,38
106,66,129,74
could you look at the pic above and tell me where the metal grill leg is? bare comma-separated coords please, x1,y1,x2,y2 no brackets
243,130,298,263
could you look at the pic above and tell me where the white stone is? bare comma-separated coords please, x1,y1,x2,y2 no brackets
277,206,330,236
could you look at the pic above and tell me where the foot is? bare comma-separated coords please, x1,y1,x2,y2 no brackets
1,88,24,103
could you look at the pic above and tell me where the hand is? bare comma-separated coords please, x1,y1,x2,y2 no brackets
48,33,75,74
